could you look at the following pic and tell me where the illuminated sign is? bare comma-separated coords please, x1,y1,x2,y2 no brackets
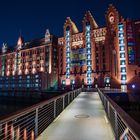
126,21,135,64
71,48,86,66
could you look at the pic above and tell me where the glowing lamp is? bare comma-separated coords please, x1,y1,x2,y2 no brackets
132,84,135,89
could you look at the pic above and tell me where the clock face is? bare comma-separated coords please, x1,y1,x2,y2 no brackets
108,13,115,24
109,16,114,23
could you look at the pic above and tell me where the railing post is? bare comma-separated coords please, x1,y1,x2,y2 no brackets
115,111,118,140
0,123,2,140
35,108,38,138
68,93,70,104
54,100,56,118
107,101,110,118
63,96,65,110
71,91,73,100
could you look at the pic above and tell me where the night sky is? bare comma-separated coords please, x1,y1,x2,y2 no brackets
0,0,139,46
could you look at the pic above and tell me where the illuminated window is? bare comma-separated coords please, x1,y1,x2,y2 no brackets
121,75,126,80
120,46,125,51
121,67,126,73
120,53,125,58
120,60,125,65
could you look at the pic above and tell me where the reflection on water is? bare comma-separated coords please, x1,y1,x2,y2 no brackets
0,92,41,117
0,91,61,117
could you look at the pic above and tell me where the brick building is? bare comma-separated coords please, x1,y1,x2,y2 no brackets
0,4,140,91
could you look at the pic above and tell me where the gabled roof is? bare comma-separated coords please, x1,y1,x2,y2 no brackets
64,17,79,34
83,11,98,29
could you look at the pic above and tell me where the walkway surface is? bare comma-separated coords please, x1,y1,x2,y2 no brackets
37,92,115,140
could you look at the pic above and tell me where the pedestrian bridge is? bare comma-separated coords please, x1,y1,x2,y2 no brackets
37,92,114,140
0,88,140,140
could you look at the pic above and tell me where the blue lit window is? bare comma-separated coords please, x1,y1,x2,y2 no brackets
87,73,91,77
35,84,38,87
67,58,70,62
27,75,30,79
121,67,126,73
62,80,65,85
87,67,91,71
86,26,90,31
66,74,70,78
128,42,134,46
87,38,90,42
66,52,70,57
87,32,90,36
87,48,91,54
119,33,124,37
66,64,70,67
121,75,126,80
120,53,125,58
120,46,125,51
87,61,91,65
87,43,90,48
87,55,91,59
120,60,125,65
67,47,70,52
67,37,70,41
119,25,124,31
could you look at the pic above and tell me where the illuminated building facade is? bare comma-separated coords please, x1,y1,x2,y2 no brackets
0,30,58,90
0,4,140,91
58,4,140,90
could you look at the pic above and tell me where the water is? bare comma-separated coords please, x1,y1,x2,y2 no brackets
0,91,63,118
107,92,140,124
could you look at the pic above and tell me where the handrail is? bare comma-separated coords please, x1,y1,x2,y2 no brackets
98,88,140,140
0,88,82,140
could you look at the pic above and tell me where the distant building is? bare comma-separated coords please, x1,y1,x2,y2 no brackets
0,4,140,91
0,30,58,91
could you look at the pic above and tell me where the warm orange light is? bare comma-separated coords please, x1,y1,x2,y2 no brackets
25,69,28,75
66,79,70,85
4,123,8,139
24,128,27,140
12,71,15,76
32,68,36,74
7,71,10,76
18,70,22,75
31,130,35,140
16,127,20,140
10,124,14,139
40,67,44,72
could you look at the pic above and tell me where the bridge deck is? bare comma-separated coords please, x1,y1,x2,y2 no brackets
37,92,115,140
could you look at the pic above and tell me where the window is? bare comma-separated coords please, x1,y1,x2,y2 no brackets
121,75,126,80
121,67,126,73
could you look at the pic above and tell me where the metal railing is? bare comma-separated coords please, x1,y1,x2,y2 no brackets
0,88,81,140
98,88,140,140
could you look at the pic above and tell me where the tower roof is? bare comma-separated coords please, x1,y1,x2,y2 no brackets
83,11,98,29
17,36,24,46
64,17,79,34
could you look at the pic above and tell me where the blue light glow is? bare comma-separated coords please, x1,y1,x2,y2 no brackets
86,23,92,85
66,29,71,79
118,23,127,84
132,84,135,89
